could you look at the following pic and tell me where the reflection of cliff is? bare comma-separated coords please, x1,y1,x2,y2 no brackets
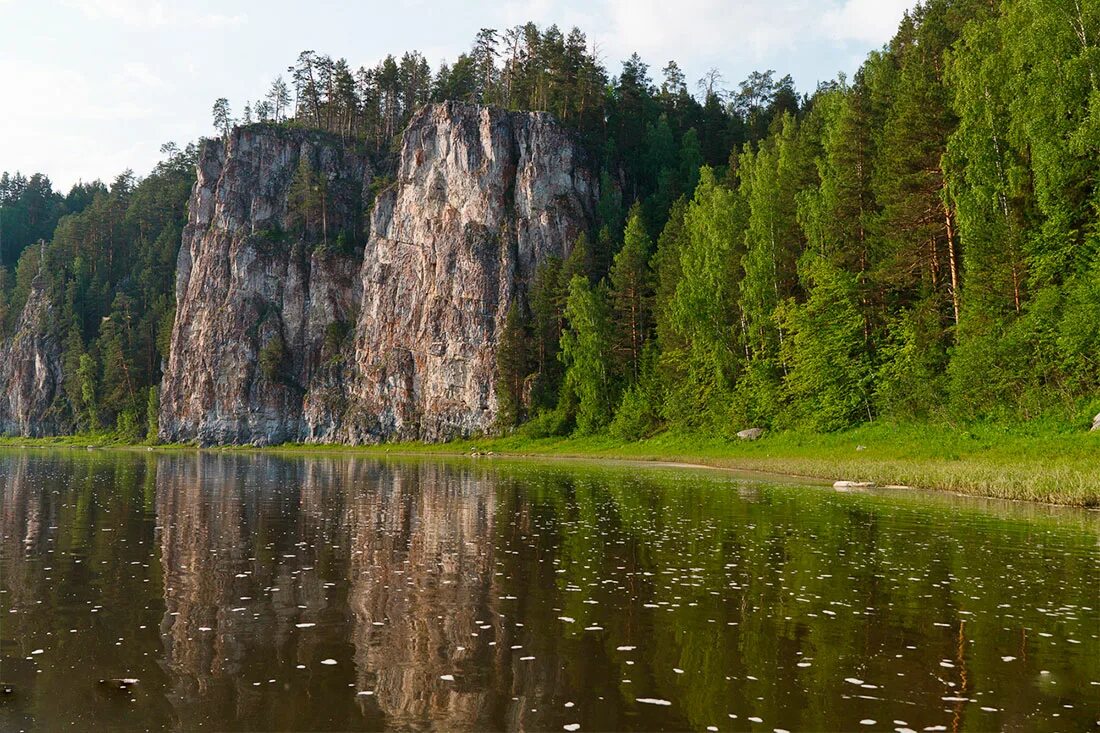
156,454,343,728
342,461,500,730
153,455,533,729
0,453,42,618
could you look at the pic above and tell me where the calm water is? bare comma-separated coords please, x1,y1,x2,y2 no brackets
0,451,1097,732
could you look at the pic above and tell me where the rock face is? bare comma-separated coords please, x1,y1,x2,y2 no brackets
159,126,372,445
161,103,596,444
335,103,596,443
0,245,67,437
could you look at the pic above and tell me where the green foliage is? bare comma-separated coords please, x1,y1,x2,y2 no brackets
559,275,617,434
609,346,663,440
0,171,83,269
77,352,99,431
609,205,654,380
527,258,565,411
660,168,745,425
258,333,287,382
520,405,574,439
728,358,782,431
287,155,328,243
610,384,659,441
322,319,352,360
1057,265,1100,391
875,305,948,420
145,386,159,444
495,302,530,430
778,253,872,431
115,408,140,442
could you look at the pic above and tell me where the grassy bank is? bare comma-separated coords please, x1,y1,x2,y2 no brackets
3,422,1098,507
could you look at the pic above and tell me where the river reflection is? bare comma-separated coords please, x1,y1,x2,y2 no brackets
1,450,1097,731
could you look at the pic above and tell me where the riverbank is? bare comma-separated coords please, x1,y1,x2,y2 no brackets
3,421,1097,507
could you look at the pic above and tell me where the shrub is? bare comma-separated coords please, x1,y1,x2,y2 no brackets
259,333,287,381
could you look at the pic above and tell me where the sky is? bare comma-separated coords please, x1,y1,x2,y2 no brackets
1,0,919,191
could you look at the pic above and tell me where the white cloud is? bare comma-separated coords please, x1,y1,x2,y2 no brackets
821,0,918,45
601,0,819,61
64,0,246,29
116,62,166,90
574,0,912,90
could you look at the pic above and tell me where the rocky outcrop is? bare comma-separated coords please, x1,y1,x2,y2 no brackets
159,126,372,445
336,102,596,442
161,103,596,445
0,244,67,436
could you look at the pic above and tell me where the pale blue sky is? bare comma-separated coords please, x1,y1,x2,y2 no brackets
1,0,918,190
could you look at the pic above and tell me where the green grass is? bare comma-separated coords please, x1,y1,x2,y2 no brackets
3,422,1098,507
0,432,142,448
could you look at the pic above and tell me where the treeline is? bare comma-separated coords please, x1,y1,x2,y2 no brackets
223,23,797,188
4,0,1096,441
0,172,104,270
496,0,1100,438
0,145,197,437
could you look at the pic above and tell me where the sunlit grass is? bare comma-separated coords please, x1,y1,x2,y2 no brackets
266,422,1100,507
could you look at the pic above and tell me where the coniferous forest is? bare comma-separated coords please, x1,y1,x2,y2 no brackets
1,0,1098,442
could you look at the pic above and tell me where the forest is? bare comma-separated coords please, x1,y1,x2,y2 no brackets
0,0,1096,442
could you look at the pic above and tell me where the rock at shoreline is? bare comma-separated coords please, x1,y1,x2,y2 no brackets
834,480,876,491
737,427,765,441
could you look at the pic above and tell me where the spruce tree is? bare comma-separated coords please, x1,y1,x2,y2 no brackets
559,275,616,434
610,205,654,380
495,301,530,429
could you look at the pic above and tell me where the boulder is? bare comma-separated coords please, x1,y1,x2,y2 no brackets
1092,412,1100,432
736,427,765,441
834,481,876,491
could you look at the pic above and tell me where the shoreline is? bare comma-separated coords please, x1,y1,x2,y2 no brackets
3,423,1098,508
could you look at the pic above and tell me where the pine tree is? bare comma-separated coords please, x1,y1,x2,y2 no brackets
528,258,564,410
211,98,232,141
287,156,328,244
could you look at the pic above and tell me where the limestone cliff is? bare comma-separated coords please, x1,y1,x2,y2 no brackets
0,244,67,436
159,126,372,445
336,102,596,442
161,103,595,444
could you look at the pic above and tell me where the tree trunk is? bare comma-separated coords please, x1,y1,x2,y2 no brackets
943,194,960,326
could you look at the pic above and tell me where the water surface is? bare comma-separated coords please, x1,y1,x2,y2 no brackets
1,450,1097,731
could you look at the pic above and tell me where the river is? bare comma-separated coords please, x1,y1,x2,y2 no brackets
1,450,1097,731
